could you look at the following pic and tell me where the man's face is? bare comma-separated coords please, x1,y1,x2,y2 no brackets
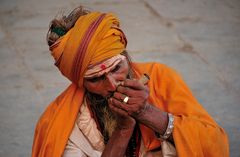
83,58,129,97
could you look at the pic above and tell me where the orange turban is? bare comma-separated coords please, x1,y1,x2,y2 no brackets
50,12,127,86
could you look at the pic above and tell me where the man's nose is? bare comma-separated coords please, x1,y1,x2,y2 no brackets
105,73,117,91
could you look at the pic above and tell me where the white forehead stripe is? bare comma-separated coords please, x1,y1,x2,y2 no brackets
84,55,126,78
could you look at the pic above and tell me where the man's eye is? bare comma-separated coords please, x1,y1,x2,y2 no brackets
111,65,120,73
87,75,105,83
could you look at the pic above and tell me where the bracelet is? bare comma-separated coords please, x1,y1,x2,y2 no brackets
155,113,174,140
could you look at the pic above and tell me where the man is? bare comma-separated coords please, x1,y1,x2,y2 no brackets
32,6,229,157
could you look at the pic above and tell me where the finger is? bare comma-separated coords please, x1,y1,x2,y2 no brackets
117,86,143,97
111,97,131,112
111,97,140,115
109,103,129,116
113,92,137,104
113,91,126,102
123,79,145,90
112,94,137,106
108,98,128,116
126,97,142,105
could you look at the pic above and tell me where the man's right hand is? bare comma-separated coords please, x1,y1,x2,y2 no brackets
108,97,136,130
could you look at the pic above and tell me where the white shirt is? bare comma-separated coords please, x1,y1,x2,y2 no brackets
62,98,175,157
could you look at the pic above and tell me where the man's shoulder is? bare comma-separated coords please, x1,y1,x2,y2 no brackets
36,84,74,126
132,62,182,83
132,62,169,74
34,100,57,133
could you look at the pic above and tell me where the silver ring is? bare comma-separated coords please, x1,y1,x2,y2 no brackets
123,96,129,103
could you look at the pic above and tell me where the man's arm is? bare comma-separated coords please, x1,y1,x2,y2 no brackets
101,98,136,157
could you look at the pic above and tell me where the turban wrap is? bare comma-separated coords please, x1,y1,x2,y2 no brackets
32,12,127,157
50,12,127,86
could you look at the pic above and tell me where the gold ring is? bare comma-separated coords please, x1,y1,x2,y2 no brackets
123,96,129,103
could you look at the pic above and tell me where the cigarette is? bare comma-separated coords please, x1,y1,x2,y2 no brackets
116,73,150,87
138,73,150,85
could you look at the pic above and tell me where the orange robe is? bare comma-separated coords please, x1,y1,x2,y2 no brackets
133,63,229,156
32,62,229,157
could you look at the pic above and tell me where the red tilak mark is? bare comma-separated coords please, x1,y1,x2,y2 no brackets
100,64,106,70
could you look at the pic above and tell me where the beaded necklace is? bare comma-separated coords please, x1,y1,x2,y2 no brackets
125,125,141,157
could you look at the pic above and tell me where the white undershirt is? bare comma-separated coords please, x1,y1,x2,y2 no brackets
62,97,167,157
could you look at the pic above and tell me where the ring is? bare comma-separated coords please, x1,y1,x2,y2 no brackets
123,96,129,103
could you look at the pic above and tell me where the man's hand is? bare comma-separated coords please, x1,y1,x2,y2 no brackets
110,79,150,118
108,96,136,130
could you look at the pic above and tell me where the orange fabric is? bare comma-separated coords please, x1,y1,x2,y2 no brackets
32,12,126,157
132,62,229,156
32,84,84,157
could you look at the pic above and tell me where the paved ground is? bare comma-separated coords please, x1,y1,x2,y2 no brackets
0,0,239,156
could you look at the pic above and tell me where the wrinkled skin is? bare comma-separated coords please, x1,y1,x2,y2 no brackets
83,58,149,122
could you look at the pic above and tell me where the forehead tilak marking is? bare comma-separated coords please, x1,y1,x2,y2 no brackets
100,64,106,70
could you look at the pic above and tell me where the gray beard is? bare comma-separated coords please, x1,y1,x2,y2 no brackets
86,92,117,139
86,74,133,140
100,105,117,137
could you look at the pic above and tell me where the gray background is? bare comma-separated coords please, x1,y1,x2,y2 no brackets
0,0,239,156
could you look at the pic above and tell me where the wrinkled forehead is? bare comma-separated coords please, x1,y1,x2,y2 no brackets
84,54,126,78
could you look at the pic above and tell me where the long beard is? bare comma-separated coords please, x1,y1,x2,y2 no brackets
86,92,117,142
85,73,134,142
101,105,117,137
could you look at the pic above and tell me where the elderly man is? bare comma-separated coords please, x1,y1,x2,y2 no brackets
32,6,229,157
